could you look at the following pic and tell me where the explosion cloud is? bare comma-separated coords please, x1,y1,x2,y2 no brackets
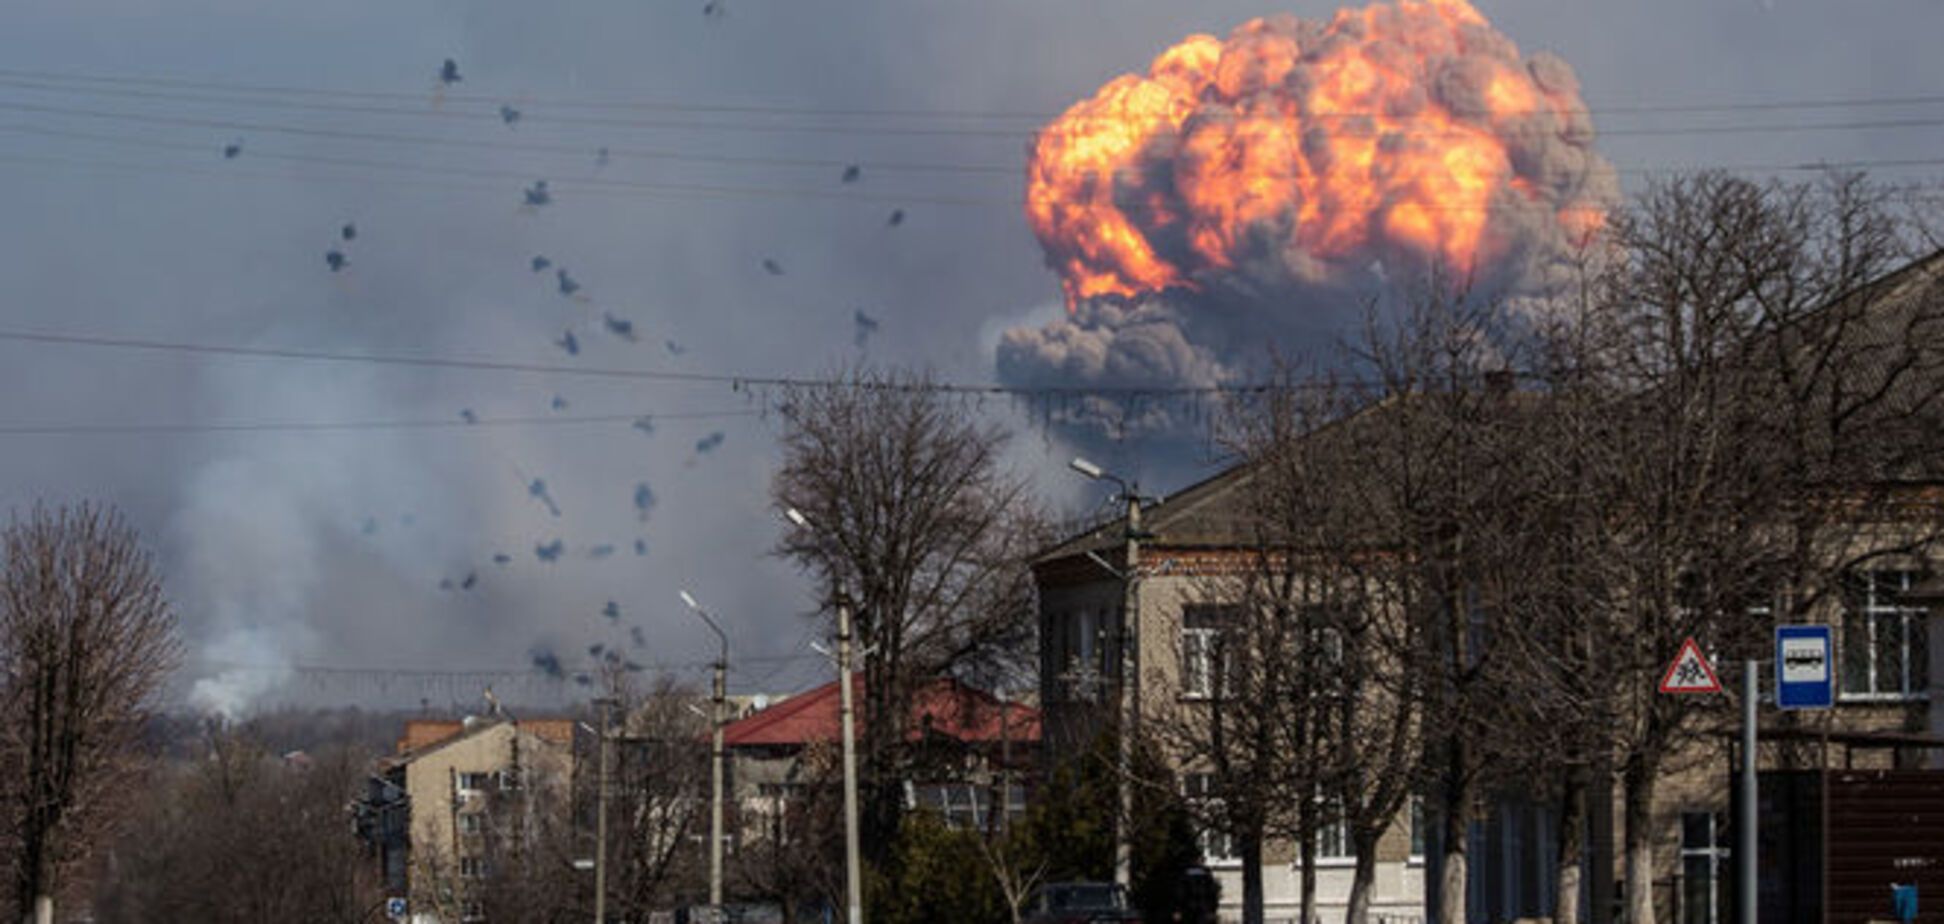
1002,0,1616,403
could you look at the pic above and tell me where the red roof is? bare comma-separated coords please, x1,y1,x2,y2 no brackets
722,676,1040,747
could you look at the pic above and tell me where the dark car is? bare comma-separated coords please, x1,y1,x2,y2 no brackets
1023,881,1141,924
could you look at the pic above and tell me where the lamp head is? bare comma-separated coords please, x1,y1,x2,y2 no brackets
1069,457,1105,480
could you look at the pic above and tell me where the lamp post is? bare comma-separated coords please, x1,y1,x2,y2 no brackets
591,696,617,924
1070,456,1144,890
784,507,864,924
681,589,729,918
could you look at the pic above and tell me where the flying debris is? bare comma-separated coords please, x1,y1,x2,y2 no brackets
492,552,512,565
461,571,478,590
459,409,478,424
854,309,880,348
841,165,861,184
761,259,784,276
555,268,581,297
595,147,610,168
589,643,606,659
601,600,621,621
499,104,522,126
703,0,725,17
588,544,615,560
439,58,462,85
554,330,580,356
694,432,725,454
633,538,648,556
222,140,243,160
530,648,564,679
531,255,552,273
535,539,564,563
602,313,637,342
360,516,379,536
340,223,357,242
633,482,657,522
524,180,551,208
574,674,592,687
325,250,348,273
528,478,561,517
631,416,655,436
550,395,568,411
439,578,454,591
630,625,647,648
664,340,687,356
623,660,645,673
886,209,905,227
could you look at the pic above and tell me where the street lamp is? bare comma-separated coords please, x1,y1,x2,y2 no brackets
780,507,863,924
1069,456,1143,891
681,589,729,918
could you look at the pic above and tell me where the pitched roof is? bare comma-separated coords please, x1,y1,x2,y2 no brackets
393,715,575,760
721,676,1040,747
1033,463,1258,567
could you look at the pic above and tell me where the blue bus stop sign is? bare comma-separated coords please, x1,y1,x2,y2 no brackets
386,897,407,919
1775,625,1834,709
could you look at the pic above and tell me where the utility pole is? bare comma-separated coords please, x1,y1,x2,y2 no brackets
593,696,616,924
682,590,730,918
837,593,865,924
1740,660,1757,924
1069,457,1143,891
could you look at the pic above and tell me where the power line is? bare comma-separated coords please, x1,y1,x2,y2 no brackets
0,408,761,436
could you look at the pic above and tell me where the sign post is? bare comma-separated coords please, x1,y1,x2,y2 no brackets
1775,625,1835,710
1659,637,1724,694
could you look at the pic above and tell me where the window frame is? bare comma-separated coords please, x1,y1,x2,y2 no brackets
1839,570,1931,702
1183,772,1238,866
1179,604,1241,701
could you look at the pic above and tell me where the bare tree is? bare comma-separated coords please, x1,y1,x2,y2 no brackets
0,503,180,922
773,367,1048,856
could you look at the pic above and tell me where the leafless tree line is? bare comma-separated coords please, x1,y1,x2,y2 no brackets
1156,172,1944,924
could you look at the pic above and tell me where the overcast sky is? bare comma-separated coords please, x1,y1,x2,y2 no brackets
3,0,1942,714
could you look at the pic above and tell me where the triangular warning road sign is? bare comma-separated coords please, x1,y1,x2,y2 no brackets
1659,637,1723,694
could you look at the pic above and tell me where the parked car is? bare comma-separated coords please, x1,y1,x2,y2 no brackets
1023,881,1141,923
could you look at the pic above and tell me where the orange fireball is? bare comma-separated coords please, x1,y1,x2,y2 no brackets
1026,0,1612,308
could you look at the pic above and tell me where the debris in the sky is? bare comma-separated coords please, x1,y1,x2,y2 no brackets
841,164,862,184
439,58,462,86
535,539,564,563
588,544,615,560
325,250,348,273
601,600,620,621
630,625,647,648
531,255,552,273
634,482,657,522
360,516,379,536
623,659,645,673
631,416,655,436
461,571,478,590
459,409,478,425
589,643,606,658
574,673,593,687
633,538,648,556
556,268,581,297
439,578,454,591
492,552,512,565
340,223,357,242
551,395,568,411
602,313,637,342
664,340,687,356
524,180,551,208
555,330,580,356
499,104,522,126
528,478,561,517
854,309,880,348
703,0,725,18
595,147,610,168
887,209,905,227
222,140,243,160
694,431,725,454
761,259,784,276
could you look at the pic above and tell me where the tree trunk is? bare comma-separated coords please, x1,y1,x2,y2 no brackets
1299,826,1318,924
1240,826,1266,924
1555,767,1588,924
1345,831,1381,924
1440,775,1470,924
1622,761,1658,924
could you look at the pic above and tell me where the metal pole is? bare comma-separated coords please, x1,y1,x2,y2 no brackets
1740,660,1757,924
594,696,614,924
1114,488,1141,890
711,652,727,914
838,597,865,924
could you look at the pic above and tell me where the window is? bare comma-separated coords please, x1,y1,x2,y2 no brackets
1840,570,1930,700
1181,605,1240,699
459,812,484,835
456,771,494,794
461,901,485,922
1317,795,1355,862
1680,811,1728,924
1183,773,1236,864
1408,795,1427,863
1061,609,1107,702
458,856,486,879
